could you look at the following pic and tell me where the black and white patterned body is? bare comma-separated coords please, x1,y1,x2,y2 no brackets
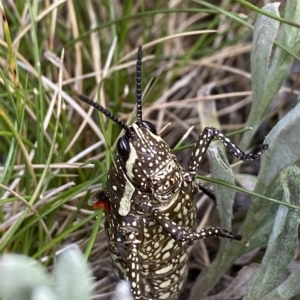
105,123,198,299
78,46,268,300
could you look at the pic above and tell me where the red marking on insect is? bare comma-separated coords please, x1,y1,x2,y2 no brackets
88,191,110,211
92,200,110,211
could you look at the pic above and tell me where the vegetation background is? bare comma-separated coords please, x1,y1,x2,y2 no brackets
0,1,300,300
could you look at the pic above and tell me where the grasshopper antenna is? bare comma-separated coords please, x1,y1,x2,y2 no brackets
136,46,143,126
77,94,131,134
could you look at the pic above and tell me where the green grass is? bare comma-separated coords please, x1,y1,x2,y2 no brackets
0,1,300,300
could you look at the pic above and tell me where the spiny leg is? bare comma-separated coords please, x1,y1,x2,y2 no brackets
188,127,268,174
198,184,216,201
152,209,242,242
198,184,241,213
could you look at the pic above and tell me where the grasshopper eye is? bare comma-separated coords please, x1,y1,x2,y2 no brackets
142,121,157,135
117,136,130,159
